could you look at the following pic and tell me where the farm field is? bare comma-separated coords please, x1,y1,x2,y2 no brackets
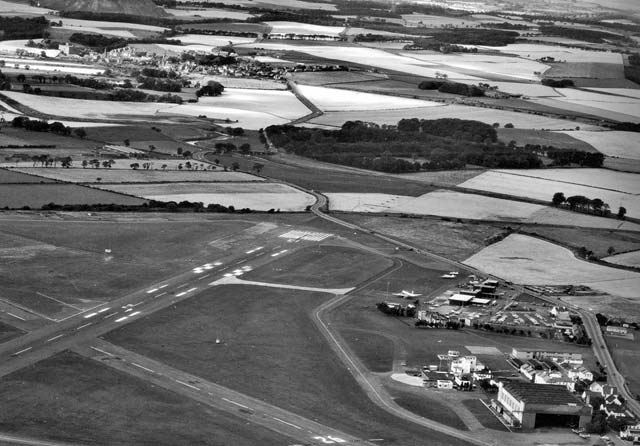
463,234,640,298
531,97,639,122
290,71,387,86
392,169,484,186
309,104,595,130
0,216,255,319
544,62,625,80
105,284,470,446
59,18,168,33
2,89,310,128
0,350,289,446
166,7,255,20
0,52,102,73
175,0,337,10
604,250,640,268
99,182,316,211
489,82,560,97
459,170,640,218
586,88,640,99
552,88,640,120
242,245,393,288
190,74,286,89
497,128,596,150
297,84,441,111
604,336,640,397
11,167,263,184
0,169,54,183
0,0,53,15
559,130,640,160
0,184,146,209
174,33,257,46
472,44,624,64
267,21,345,36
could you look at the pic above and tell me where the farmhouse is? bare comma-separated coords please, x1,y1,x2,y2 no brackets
494,381,591,430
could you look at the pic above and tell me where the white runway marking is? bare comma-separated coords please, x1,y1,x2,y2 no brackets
7,313,25,321
279,230,332,242
46,334,63,342
177,283,189,289
158,284,169,289
132,362,155,373
272,417,301,430
98,307,110,313
103,312,118,319
175,379,200,390
131,302,144,307
76,322,92,330
84,312,97,319
146,288,158,294
222,397,251,410
155,292,167,298
129,311,141,317
198,274,210,280
12,347,32,356
115,316,128,322
91,346,114,356
246,247,263,254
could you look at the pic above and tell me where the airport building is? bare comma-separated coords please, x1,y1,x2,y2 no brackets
494,381,592,430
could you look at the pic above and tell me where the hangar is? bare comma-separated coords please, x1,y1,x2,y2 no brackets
495,381,592,430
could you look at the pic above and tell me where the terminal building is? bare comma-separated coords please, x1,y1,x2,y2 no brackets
494,381,592,430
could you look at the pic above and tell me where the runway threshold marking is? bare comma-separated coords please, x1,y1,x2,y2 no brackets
221,397,251,410
12,347,32,356
175,379,200,390
90,346,114,356
132,362,155,373
272,417,302,430
46,334,63,342
6,313,25,321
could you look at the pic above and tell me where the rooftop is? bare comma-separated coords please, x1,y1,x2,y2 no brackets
502,381,582,406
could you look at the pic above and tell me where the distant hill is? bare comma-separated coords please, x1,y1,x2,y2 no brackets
38,0,169,17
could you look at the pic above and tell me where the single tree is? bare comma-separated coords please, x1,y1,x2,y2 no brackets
617,206,627,220
82,160,88,169
552,192,565,206
231,161,240,171
130,163,140,170
252,162,264,174
74,127,87,139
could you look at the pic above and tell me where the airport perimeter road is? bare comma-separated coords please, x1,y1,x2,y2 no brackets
77,340,379,446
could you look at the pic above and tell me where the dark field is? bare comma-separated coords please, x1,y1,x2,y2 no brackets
0,350,291,446
0,169,54,184
0,184,148,209
605,335,640,398
0,218,253,318
206,153,434,196
105,284,473,446
386,382,469,431
497,128,598,152
0,321,23,344
339,328,395,372
243,245,393,288
462,399,509,431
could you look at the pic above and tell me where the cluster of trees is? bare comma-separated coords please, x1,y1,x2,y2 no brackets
539,25,628,44
196,81,224,97
541,78,575,88
138,77,182,92
376,302,416,318
11,117,72,136
20,85,182,104
0,71,10,90
415,319,461,329
0,16,48,40
36,200,246,213
176,27,258,38
69,33,182,52
551,192,626,219
409,29,518,47
610,121,640,133
479,22,531,30
180,53,236,66
418,80,484,96
546,148,604,167
625,53,640,86
29,154,73,168
266,119,545,173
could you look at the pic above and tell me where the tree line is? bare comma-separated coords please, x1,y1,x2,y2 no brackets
552,192,626,219
0,16,48,40
418,80,485,97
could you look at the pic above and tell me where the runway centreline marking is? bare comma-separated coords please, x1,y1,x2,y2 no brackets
221,397,251,410
177,283,189,289
132,362,156,374
91,346,114,356
103,312,118,319
159,284,169,289
155,292,167,298
12,347,32,356
175,379,200,391
272,417,302,430
146,288,158,294
46,334,63,342
197,274,210,280
6,312,25,321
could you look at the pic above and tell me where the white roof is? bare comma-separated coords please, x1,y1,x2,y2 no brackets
449,294,473,302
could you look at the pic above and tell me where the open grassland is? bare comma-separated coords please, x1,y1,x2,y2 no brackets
339,215,505,261
495,168,640,194
0,217,253,319
560,131,640,160
99,182,315,211
338,328,394,372
243,245,393,288
297,84,442,111
2,89,309,129
459,170,640,218
0,169,54,184
12,167,263,184
0,184,146,209
0,350,290,446
0,321,23,344
604,336,640,397
392,170,484,186
604,250,640,268
0,0,53,15
497,129,596,151
462,399,509,431
105,284,471,445
463,234,640,298
291,71,387,86
544,62,625,80
309,104,596,130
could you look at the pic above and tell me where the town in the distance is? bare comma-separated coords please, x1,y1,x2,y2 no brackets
0,0,639,445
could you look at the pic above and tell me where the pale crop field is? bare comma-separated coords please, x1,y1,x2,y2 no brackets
58,18,168,32
175,34,256,46
551,88,640,121
399,52,549,82
494,168,640,195
0,0,53,15
12,167,263,183
463,234,640,298
99,182,315,211
175,0,336,10
487,82,561,97
559,131,640,160
584,88,640,100
604,251,640,268
531,97,639,123
296,85,442,111
0,52,103,74
190,74,286,90
467,43,623,64
267,21,345,37
459,170,640,217
309,103,596,130
0,41,60,58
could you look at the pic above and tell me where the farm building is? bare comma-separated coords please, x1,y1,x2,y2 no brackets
605,325,629,336
448,294,491,306
495,381,592,430
511,348,582,362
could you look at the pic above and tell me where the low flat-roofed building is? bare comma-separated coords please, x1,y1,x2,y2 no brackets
511,348,582,362
605,325,629,336
470,297,491,305
497,381,591,430
449,294,473,305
